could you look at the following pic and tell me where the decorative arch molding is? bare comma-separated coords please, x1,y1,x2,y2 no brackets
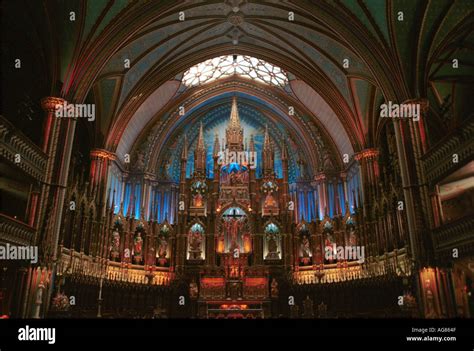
123,78,346,180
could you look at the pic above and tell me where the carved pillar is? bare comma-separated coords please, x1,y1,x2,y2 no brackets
314,173,326,219
34,97,77,317
354,148,380,211
392,99,433,265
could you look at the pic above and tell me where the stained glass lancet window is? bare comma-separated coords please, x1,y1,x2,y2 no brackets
182,55,288,88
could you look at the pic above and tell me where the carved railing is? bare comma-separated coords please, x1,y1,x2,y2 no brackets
293,250,411,285
423,119,474,184
0,213,36,246
0,115,47,180
432,216,474,252
58,248,174,286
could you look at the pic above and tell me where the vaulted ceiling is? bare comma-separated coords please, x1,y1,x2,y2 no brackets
3,0,473,178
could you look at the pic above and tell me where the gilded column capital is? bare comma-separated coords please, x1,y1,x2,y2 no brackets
314,172,326,182
40,97,66,113
354,148,379,161
402,98,429,114
90,148,117,161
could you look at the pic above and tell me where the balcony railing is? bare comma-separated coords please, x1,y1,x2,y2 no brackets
0,213,36,246
57,248,174,286
0,115,47,181
293,250,411,285
432,216,474,252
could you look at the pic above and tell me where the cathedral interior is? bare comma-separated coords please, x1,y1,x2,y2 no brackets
1,0,473,320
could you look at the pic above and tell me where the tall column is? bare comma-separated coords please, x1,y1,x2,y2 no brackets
176,137,188,272
354,148,380,212
314,172,326,218
392,99,433,265
90,149,116,216
34,97,77,317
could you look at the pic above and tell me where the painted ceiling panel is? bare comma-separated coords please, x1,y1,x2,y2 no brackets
83,0,109,42
89,0,131,42
363,0,389,43
245,20,358,102
97,77,119,133
116,80,180,158
391,0,420,86
291,80,354,156
116,22,232,107
102,20,204,74
431,0,473,54
353,78,371,128
56,0,82,82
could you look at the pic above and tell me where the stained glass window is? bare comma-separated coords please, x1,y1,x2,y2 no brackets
182,55,288,88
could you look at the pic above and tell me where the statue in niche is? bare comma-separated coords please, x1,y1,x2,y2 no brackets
265,233,280,260
348,227,357,246
192,193,203,207
270,278,279,298
225,218,244,253
424,279,438,318
217,233,225,253
300,235,311,265
110,230,120,261
157,235,168,266
189,279,199,299
134,152,145,171
133,232,143,263
324,231,336,263
243,231,252,253
188,228,203,260
264,192,278,209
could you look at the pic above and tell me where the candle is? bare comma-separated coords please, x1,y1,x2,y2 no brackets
98,277,103,300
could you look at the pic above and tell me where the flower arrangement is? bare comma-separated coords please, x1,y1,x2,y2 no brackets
51,292,70,311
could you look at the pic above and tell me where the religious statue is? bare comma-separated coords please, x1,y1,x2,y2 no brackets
264,192,278,209
265,233,280,260
270,278,279,298
189,279,199,299
133,232,143,263
226,218,243,253
324,233,335,263
110,230,120,261
192,193,203,207
217,233,225,253
424,279,438,318
188,229,203,260
300,235,311,265
157,235,168,266
243,232,252,253
348,228,357,246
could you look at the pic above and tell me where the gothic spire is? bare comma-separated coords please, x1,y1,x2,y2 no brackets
225,96,244,151
213,133,220,157
263,124,271,151
262,124,274,176
194,122,206,173
196,122,205,151
229,96,241,130
249,134,255,152
181,134,188,160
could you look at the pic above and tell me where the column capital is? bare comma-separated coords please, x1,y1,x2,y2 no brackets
402,98,429,113
90,148,116,161
314,172,326,182
354,148,379,161
40,97,66,113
